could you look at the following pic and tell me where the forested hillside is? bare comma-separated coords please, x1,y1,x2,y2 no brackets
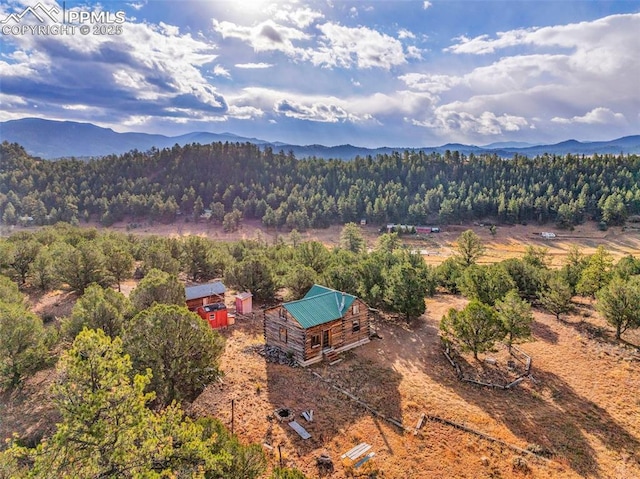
1,141,639,230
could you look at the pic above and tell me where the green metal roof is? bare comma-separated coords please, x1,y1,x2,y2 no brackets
283,284,357,329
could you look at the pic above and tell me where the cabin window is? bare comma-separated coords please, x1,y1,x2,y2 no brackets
311,334,321,348
279,327,288,343
279,308,286,320
352,304,360,315
352,320,360,333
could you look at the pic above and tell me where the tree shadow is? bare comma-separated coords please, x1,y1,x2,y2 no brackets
561,315,640,351
424,352,640,477
620,337,640,350
191,311,403,472
264,341,404,454
0,369,60,449
377,296,640,478
531,319,559,344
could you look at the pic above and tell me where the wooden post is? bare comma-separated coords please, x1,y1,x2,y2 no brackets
231,399,235,435
278,444,283,468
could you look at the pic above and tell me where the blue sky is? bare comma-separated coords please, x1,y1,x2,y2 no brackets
1,0,639,147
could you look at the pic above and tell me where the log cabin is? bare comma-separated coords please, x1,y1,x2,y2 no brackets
263,284,371,366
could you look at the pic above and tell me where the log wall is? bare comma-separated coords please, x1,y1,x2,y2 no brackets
264,299,371,366
263,307,306,365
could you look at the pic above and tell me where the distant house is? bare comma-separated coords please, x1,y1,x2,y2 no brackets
389,224,440,234
263,285,371,366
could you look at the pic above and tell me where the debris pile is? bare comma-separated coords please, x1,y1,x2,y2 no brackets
244,345,298,367
316,454,334,473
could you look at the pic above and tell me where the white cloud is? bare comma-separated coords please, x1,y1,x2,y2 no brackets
122,115,153,126
423,1,432,9
448,12,640,62
398,28,416,40
0,93,27,110
397,13,640,142
158,21,180,36
464,54,567,93
1,14,226,127
212,64,231,78
226,105,264,120
235,62,274,69
214,17,407,70
307,22,407,69
425,109,530,136
61,104,89,110
270,5,324,28
447,30,531,55
231,87,433,125
552,107,626,125
350,90,436,118
405,45,423,60
128,2,145,10
399,73,463,93
275,99,354,123
229,87,355,123
0,50,50,77
213,19,308,56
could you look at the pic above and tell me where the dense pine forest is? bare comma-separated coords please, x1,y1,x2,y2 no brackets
1,141,639,229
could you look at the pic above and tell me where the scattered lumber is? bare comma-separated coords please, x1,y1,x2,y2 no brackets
341,443,372,461
310,370,551,463
288,420,311,440
354,452,375,469
414,413,426,435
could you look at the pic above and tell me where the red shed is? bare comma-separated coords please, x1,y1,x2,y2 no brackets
196,303,229,329
235,292,253,315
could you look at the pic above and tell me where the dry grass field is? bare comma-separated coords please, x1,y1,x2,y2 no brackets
4,293,639,478
189,296,640,479
58,218,640,267
3,221,640,478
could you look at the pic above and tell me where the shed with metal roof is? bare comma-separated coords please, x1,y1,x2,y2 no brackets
185,281,226,310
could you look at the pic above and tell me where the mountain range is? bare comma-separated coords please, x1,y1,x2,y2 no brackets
1,118,639,160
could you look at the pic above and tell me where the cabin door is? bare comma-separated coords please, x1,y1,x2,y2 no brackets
322,329,331,349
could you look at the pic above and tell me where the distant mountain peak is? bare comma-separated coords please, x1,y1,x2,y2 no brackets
482,141,537,149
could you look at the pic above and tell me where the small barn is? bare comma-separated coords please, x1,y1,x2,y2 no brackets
263,285,371,367
185,281,226,310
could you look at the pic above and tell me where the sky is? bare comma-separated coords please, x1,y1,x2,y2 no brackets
1,0,639,148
